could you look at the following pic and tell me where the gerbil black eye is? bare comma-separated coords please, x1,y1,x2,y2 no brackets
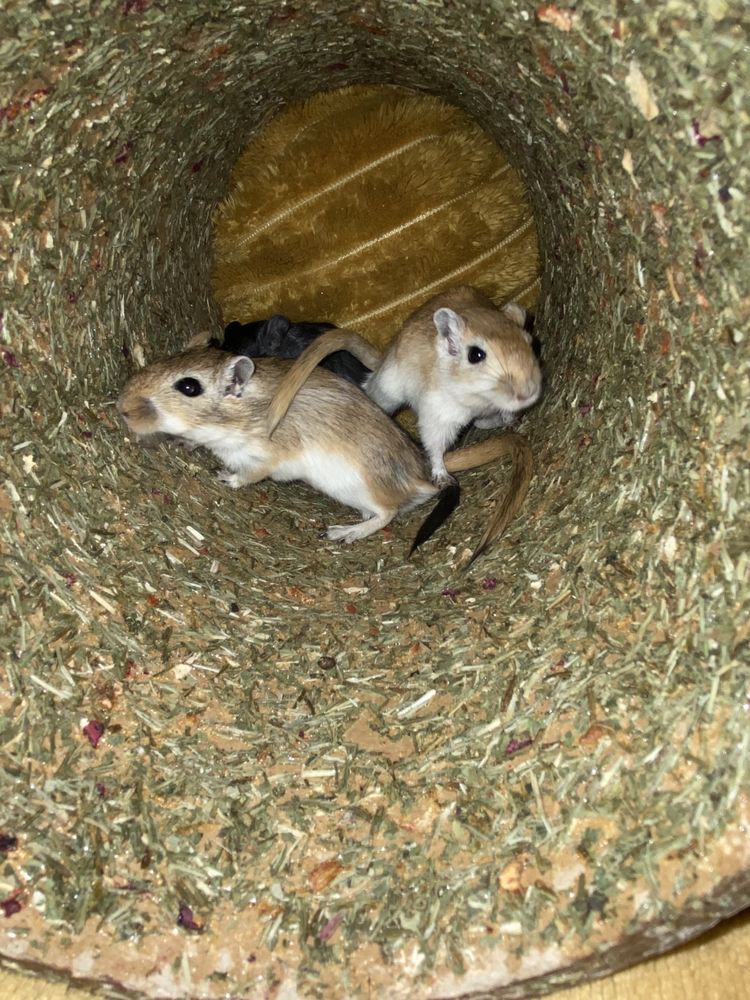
467,346,486,364
174,377,203,397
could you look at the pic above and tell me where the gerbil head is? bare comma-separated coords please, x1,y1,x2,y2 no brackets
433,301,542,412
117,345,256,441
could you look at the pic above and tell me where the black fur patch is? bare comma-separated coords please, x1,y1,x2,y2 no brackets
220,315,371,385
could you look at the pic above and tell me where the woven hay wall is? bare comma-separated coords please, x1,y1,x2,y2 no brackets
1,2,748,1000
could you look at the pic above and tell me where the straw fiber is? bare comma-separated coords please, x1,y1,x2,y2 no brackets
1,1,747,999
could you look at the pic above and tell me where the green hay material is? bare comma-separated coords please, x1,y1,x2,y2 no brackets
0,1,748,998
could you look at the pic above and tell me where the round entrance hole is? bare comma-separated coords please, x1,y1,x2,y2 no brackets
1,4,747,1000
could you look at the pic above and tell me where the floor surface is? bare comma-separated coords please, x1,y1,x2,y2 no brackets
1,908,747,999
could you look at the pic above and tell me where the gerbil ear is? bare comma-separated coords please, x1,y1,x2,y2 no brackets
502,303,526,329
185,330,213,349
433,308,465,357
224,356,255,397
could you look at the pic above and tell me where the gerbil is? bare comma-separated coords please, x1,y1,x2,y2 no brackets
266,328,534,566
364,286,541,483
116,336,457,553
220,314,373,385
256,287,540,493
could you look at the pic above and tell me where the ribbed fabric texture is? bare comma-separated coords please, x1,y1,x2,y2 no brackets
212,85,540,347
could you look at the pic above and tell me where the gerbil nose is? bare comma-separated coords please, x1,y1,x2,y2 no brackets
116,396,133,419
117,395,154,422
516,379,540,404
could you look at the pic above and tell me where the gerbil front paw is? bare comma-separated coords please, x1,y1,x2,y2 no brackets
216,469,243,489
474,411,516,430
431,471,455,488
168,435,200,452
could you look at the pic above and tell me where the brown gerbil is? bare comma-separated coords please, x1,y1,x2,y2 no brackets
117,336,458,552
364,286,541,483
265,324,534,566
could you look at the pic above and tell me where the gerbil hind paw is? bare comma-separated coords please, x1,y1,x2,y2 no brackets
325,512,395,544
325,523,366,544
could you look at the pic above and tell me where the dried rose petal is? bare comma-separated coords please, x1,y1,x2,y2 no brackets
579,724,612,749
1,349,19,368
691,118,721,147
0,834,18,853
95,782,108,797
177,904,203,932
83,719,105,748
482,577,498,590
1,894,22,918
317,912,343,942
441,587,459,601
0,88,48,124
505,737,533,756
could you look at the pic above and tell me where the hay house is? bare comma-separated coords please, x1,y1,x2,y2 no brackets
1,2,748,998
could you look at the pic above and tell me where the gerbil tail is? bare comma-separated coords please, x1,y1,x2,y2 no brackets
266,328,383,437
409,480,461,556
444,432,533,567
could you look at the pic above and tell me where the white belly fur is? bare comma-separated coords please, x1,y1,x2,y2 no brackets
269,448,380,516
213,438,271,472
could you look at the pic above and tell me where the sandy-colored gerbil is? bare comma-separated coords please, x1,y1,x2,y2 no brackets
264,328,534,565
265,287,541,487
364,286,541,483
117,333,460,552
